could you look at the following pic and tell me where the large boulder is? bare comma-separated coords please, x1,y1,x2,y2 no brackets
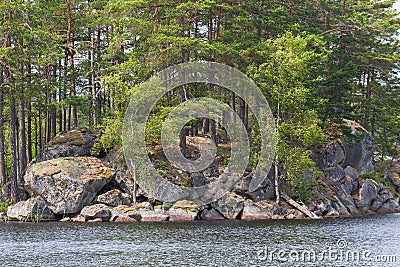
341,119,374,175
354,179,378,211
234,174,275,202
370,188,400,213
321,141,345,168
7,196,55,221
24,157,114,214
200,208,225,220
35,127,97,162
241,200,273,220
211,192,244,220
102,147,137,198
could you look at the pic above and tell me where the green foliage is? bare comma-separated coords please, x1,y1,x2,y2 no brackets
0,199,12,213
92,115,123,154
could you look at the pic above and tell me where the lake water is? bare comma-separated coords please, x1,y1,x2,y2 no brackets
0,214,399,267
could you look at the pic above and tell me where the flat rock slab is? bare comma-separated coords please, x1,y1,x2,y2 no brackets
24,157,114,214
168,208,198,221
80,204,111,221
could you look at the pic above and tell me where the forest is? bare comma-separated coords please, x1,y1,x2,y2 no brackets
0,0,399,204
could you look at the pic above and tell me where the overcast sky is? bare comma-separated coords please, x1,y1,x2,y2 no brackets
395,0,400,11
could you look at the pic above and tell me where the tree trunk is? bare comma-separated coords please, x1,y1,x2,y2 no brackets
18,99,27,182
0,74,7,194
203,118,209,135
210,119,217,145
239,97,245,126
27,102,32,161
67,1,77,129
51,65,57,138
275,102,280,205
10,94,19,203
38,108,43,150
27,64,33,161
281,192,321,219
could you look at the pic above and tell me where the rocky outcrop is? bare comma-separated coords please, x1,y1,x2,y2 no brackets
24,157,114,214
6,121,399,222
319,120,374,180
309,120,400,216
7,196,55,221
35,127,97,162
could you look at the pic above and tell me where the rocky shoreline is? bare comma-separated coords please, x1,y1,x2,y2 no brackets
3,123,400,223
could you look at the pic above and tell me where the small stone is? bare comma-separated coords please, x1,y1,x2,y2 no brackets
114,216,137,222
171,200,200,212
96,189,132,207
71,215,86,222
59,217,70,222
272,214,284,220
344,166,359,181
87,218,103,223
285,214,296,220
324,208,340,218
134,201,153,210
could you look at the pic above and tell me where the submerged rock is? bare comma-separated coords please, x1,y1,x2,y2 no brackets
7,196,55,221
24,157,114,214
